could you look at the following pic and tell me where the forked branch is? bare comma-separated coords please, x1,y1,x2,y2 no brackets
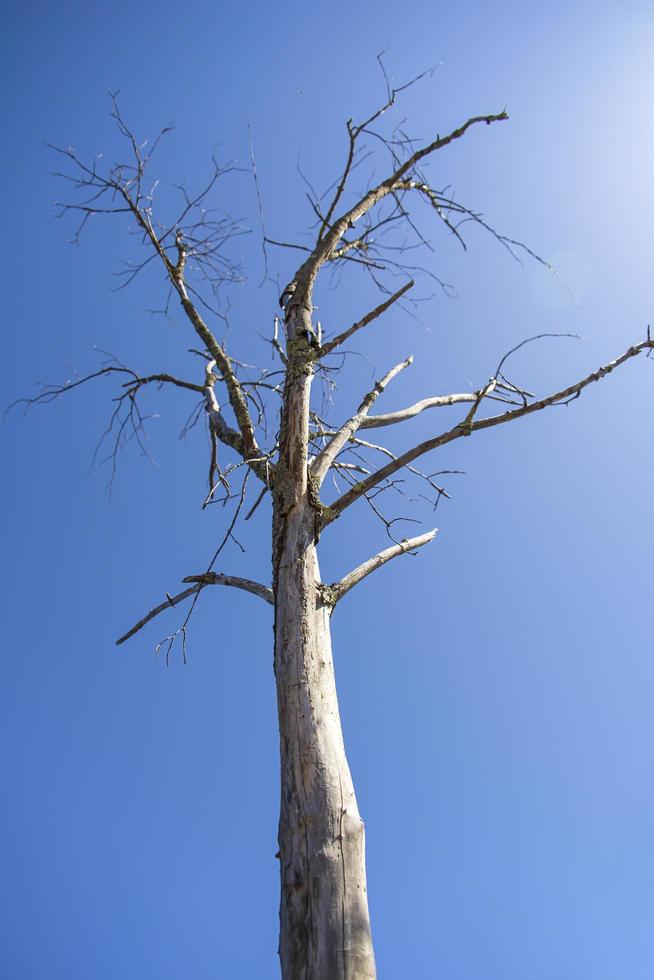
311,356,413,486
324,337,654,523
51,99,260,466
314,112,508,280
282,110,508,314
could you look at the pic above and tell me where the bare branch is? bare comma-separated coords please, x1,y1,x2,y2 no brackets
392,179,553,268
245,483,269,521
156,468,253,661
318,56,435,240
182,573,273,604
161,243,261,460
116,586,201,645
202,358,234,503
342,434,462,509
318,280,414,357
280,111,507,325
115,572,273,645
324,529,438,606
494,332,581,377
6,356,217,495
5,362,204,417
311,356,413,486
325,337,654,523
458,378,498,432
117,466,261,648
248,126,271,283
50,100,259,464
360,390,484,429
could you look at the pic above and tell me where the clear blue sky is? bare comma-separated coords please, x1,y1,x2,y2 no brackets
2,1,654,977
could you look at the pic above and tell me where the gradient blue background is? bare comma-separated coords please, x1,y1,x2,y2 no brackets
2,1,653,977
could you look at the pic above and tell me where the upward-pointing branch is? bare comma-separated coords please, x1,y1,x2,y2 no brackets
55,131,259,462
311,357,413,486
284,112,508,308
314,113,508,281
116,194,259,460
324,530,438,607
318,280,414,357
203,358,246,456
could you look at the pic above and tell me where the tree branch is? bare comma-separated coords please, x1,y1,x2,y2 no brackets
116,572,273,645
325,338,654,523
318,280,414,357
116,586,201,645
281,111,507,315
311,356,413,486
182,572,274,604
359,388,491,429
124,203,259,459
202,358,245,454
5,364,204,416
318,114,507,267
317,59,435,241
324,529,437,606
170,263,260,458
51,109,259,463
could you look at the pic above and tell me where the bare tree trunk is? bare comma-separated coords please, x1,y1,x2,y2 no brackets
272,325,376,978
273,501,376,979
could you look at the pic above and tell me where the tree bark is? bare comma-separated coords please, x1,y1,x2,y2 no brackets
273,502,375,979
272,321,376,978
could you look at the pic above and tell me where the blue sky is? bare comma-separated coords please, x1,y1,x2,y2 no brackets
2,1,654,977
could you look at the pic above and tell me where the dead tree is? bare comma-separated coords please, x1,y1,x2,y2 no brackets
17,76,653,979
